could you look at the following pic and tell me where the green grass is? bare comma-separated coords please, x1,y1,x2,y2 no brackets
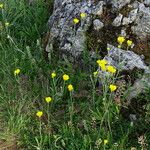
0,0,150,150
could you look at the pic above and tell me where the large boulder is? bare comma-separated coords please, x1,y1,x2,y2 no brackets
46,0,150,61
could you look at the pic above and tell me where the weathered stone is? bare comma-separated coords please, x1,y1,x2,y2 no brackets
131,3,150,39
112,13,123,27
105,44,149,71
144,0,150,5
103,44,150,100
46,0,104,58
93,19,104,30
46,0,150,61
122,9,138,25
108,0,131,10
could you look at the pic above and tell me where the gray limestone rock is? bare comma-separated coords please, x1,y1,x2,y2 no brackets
108,0,131,10
46,0,104,58
93,19,104,30
144,0,150,5
122,9,138,25
105,44,149,71
112,13,123,27
131,3,150,39
103,44,150,100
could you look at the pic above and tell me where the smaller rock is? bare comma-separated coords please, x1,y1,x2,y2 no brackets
144,0,150,5
112,13,123,27
93,19,104,30
109,0,131,10
122,9,138,25
92,1,104,16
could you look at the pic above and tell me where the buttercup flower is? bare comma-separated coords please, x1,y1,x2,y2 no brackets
97,59,108,71
73,18,79,24
104,139,108,145
0,3,4,9
97,59,108,66
36,111,43,118
63,74,69,81
68,84,74,91
109,84,117,92
127,40,133,47
14,69,21,76
107,65,116,74
51,72,56,78
45,97,52,103
80,13,86,18
117,36,125,45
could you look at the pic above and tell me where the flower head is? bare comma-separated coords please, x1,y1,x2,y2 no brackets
80,13,86,19
97,59,108,66
127,40,133,47
0,3,4,9
107,65,116,74
104,139,108,145
14,69,21,76
36,111,43,118
109,84,117,92
107,47,111,51
118,45,121,48
68,84,74,91
5,22,10,27
63,74,69,81
93,71,98,77
51,72,56,78
73,18,79,24
45,97,52,103
117,36,125,45
97,59,108,71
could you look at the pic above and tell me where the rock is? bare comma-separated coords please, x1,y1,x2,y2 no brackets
122,9,138,25
46,0,150,61
108,0,131,10
46,0,104,58
103,44,150,100
131,3,150,39
93,19,104,30
112,13,123,27
144,0,150,5
105,44,149,71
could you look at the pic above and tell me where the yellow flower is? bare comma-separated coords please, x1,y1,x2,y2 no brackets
109,84,117,92
14,69,21,76
45,97,52,103
63,74,69,81
127,40,133,47
97,59,108,66
107,65,116,74
117,36,125,45
93,71,98,77
80,13,86,18
51,72,56,78
104,139,108,145
5,22,10,27
0,3,4,9
68,84,74,91
97,59,108,71
36,111,43,118
73,18,79,24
